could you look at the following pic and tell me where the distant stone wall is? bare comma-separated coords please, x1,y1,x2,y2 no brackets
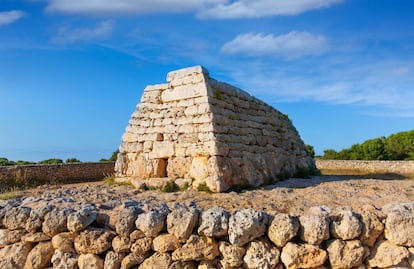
1,199,414,268
315,159,414,175
0,162,115,190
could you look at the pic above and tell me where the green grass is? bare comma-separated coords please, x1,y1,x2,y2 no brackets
196,183,212,193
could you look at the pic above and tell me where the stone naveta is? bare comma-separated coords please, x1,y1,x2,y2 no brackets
115,66,315,192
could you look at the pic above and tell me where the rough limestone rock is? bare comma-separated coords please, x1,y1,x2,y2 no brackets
243,239,280,269
330,209,362,240
153,234,181,253
326,239,366,269
198,207,230,238
281,242,328,269
198,260,221,269
131,237,152,256
51,249,79,269
104,251,125,269
167,203,199,242
116,206,141,237
42,208,71,237
408,247,414,268
228,208,269,246
299,214,330,245
121,253,146,269
3,206,31,230
74,228,116,255
367,240,410,268
24,241,54,269
52,232,76,253
115,65,315,192
112,236,132,253
135,207,169,238
218,241,246,268
0,242,32,269
168,260,196,269
138,253,172,269
358,207,384,247
0,229,27,247
78,253,104,269
268,213,299,247
385,210,414,247
67,208,97,233
172,235,219,261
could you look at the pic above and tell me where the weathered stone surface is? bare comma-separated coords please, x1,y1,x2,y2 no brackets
172,235,219,261
367,240,410,268
52,232,76,253
22,232,51,243
168,260,196,269
3,206,31,230
0,228,27,247
135,206,169,238
42,208,71,237
138,253,172,269
281,242,328,269
408,247,414,268
228,208,269,246
153,233,181,253
330,209,362,240
51,249,79,269
167,203,199,242
218,241,245,268
0,242,32,269
104,251,125,269
26,206,53,233
67,208,97,233
243,239,280,269
198,207,230,237
268,213,299,247
24,241,54,269
131,237,152,256
299,214,330,245
326,239,366,269
116,206,141,237
112,236,131,253
358,207,384,247
74,228,116,255
197,260,221,269
385,210,414,247
121,253,146,269
78,253,104,269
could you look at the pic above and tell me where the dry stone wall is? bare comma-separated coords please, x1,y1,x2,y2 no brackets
115,66,315,192
1,198,414,268
316,159,414,176
0,162,115,190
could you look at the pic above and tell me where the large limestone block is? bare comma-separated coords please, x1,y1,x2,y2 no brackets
0,242,32,269
138,253,172,269
51,250,79,269
78,253,104,269
135,207,169,238
218,241,245,268
198,207,230,237
74,228,116,255
166,65,208,82
326,239,366,269
228,208,269,246
149,141,175,159
281,242,328,269
172,235,219,261
268,213,300,248
67,208,97,233
167,203,199,243
153,234,181,253
243,239,280,269
385,210,414,247
299,214,330,245
330,209,362,240
24,241,54,269
161,84,208,102
3,206,31,230
358,206,384,247
367,240,410,268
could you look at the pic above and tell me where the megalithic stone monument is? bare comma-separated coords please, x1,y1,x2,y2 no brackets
115,66,316,192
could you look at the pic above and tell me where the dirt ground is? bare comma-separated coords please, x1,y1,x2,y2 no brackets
10,173,414,215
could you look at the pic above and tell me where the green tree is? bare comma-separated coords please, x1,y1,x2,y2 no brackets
0,157,14,166
360,137,387,160
38,158,63,165
305,144,315,158
385,130,414,160
66,158,81,164
100,150,119,162
322,149,338,159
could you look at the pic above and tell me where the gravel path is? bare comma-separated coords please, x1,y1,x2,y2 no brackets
7,175,414,215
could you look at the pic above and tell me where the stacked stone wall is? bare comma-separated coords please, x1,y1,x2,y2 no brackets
1,199,414,268
316,159,414,176
0,162,115,190
115,66,315,192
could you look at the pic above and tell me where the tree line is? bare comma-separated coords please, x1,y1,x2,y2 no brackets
0,150,119,166
319,130,414,160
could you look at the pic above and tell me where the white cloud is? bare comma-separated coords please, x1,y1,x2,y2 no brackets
198,0,344,19
0,10,25,26
42,0,342,18
44,0,224,16
221,31,329,59
51,20,115,44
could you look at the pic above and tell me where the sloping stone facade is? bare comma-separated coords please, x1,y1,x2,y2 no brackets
115,66,315,192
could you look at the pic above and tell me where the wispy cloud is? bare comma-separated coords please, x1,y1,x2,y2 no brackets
199,0,343,19
221,31,330,59
0,10,25,26
51,20,115,44
42,0,343,18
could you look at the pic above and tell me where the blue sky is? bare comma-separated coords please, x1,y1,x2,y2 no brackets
0,0,413,162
